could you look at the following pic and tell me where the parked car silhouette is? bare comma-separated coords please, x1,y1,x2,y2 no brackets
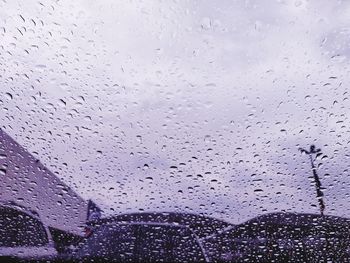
0,202,57,261
202,212,350,262
66,221,209,262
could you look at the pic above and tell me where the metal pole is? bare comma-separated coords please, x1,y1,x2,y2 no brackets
299,145,325,216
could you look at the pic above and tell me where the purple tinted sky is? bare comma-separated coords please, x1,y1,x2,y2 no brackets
1,0,350,224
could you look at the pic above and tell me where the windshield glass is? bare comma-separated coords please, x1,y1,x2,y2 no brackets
1,0,350,262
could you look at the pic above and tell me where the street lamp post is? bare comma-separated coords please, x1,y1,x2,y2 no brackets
299,145,325,216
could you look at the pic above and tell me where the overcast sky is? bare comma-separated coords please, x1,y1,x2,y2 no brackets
1,0,350,224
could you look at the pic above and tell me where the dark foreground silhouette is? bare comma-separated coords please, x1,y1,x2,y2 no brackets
2,212,350,263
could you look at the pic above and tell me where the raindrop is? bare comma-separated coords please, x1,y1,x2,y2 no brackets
58,99,66,107
5,93,13,100
136,135,142,143
0,168,6,176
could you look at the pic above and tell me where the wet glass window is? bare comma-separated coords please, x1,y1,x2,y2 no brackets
2,0,350,262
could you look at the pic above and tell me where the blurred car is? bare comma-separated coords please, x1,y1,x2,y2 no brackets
0,202,57,261
63,221,210,262
84,212,233,240
202,212,350,262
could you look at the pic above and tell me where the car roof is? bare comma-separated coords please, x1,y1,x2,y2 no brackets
90,220,191,230
0,201,40,219
87,212,232,238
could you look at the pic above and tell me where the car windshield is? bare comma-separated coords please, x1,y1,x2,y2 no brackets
0,206,48,247
1,0,350,262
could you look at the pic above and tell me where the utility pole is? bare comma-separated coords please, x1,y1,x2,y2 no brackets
299,145,325,216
